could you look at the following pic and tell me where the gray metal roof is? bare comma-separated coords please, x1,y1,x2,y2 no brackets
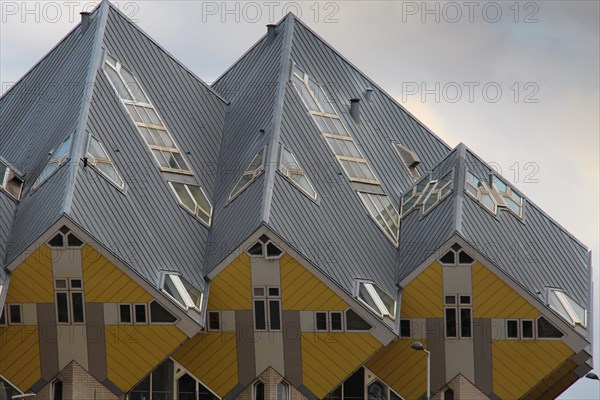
0,4,591,314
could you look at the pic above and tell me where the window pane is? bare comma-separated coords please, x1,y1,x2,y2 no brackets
290,173,316,198
135,304,147,323
343,368,365,400
548,291,572,324
400,319,411,337
208,312,220,330
367,380,387,400
145,107,162,126
149,301,177,323
188,186,211,215
254,382,265,400
88,137,108,159
293,76,319,112
460,308,471,338
506,320,519,338
71,292,85,323
372,284,396,317
358,283,380,314
120,67,149,103
105,66,132,100
180,276,203,309
316,312,328,331
269,300,281,330
129,375,150,400
120,304,132,323
445,308,457,337
152,149,170,169
254,300,266,330
345,309,372,331
56,293,69,323
159,130,174,148
537,317,563,338
152,359,174,400
163,275,187,307
0,307,5,325
8,305,21,324
177,373,196,400
331,312,343,331
199,382,219,400
522,320,534,339
53,380,63,400
276,382,289,400
171,182,195,212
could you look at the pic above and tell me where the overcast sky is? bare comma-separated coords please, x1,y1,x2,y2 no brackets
1,1,599,398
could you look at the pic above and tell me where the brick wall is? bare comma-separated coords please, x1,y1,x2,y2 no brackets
235,367,307,400
431,374,490,400
34,361,117,400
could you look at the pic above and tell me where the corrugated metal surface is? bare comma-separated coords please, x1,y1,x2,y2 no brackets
460,149,589,306
0,194,17,265
67,5,228,289
206,23,287,270
1,9,99,264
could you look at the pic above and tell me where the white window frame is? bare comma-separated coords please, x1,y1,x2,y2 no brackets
7,304,22,325
279,147,318,201
168,181,212,227
465,171,498,215
421,172,453,215
506,319,520,340
329,311,344,332
118,303,133,325
551,290,587,327
33,136,71,190
229,149,265,202
357,192,400,246
207,311,221,332
521,319,535,340
160,273,203,312
315,311,329,332
400,178,435,218
355,281,396,320
86,136,125,190
393,142,421,181
0,162,23,200
492,175,524,218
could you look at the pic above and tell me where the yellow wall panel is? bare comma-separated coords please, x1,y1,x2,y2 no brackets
208,253,252,310
366,339,427,399
5,245,53,304
82,245,152,303
401,262,443,318
301,333,381,398
172,332,238,397
492,340,574,399
104,324,186,391
0,326,41,391
472,262,539,319
280,254,348,311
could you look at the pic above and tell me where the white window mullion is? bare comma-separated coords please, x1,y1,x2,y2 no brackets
171,275,195,309
365,283,390,317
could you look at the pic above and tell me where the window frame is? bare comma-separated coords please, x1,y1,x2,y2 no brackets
393,142,421,181
160,273,203,312
229,148,265,202
357,192,400,246
465,171,498,215
506,319,520,340
0,162,23,200
279,147,318,201
86,135,125,190
492,175,524,218
118,303,133,325
315,311,329,332
521,319,535,340
421,171,453,215
355,281,397,320
253,285,282,331
32,136,71,191
168,181,213,227
207,311,221,331
444,294,472,339
7,304,22,325
536,316,565,340
400,177,435,218
54,279,85,325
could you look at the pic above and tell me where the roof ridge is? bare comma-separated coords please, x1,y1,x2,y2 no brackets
106,1,228,105
290,16,451,153
260,14,295,223
62,0,110,214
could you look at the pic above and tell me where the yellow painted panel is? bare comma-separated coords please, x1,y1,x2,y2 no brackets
208,253,252,310
301,333,381,398
472,262,539,318
401,262,443,318
105,324,186,391
0,326,41,391
366,339,427,399
172,332,238,397
492,340,574,399
82,245,152,303
280,254,348,311
5,245,53,303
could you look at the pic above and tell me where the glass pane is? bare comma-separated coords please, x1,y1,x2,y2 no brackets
331,118,348,136
249,149,264,171
506,320,519,338
343,367,365,399
126,104,142,123
152,150,170,169
548,291,573,324
151,359,174,400
372,284,396,317
358,283,380,314
254,300,266,330
136,106,153,125
254,382,265,400
180,276,203,309
149,301,176,323
537,317,563,338
340,160,360,179
171,183,195,213
71,292,84,323
199,383,218,400
230,174,253,199
480,193,496,213
522,320,534,338
269,300,281,330
505,197,522,215
358,162,376,181
105,66,132,100
120,67,149,103
345,309,372,331
163,275,187,307
208,312,220,330
188,186,211,215
326,137,344,156
129,375,150,400
400,319,411,337
316,312,328,331
322,116,339,135
563,293,586,325
56,293,69,323
445,308,457,337
148,129,165,147
159,130,174,148
97,163,123,187
138,127,154,145
120,304,132,323
88,137,108,159
276,382,289,400
290,173,316,198
493,176,507,193
134,304,147,323
293,75,319,112
54,139,71,160
331,312,342,331
317,86,335,114
367,380,388,400
460,308,471,337
173,153,190,171
177,373,196,400
145,107,163,127
312,115,328,132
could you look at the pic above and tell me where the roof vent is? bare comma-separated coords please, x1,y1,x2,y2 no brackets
350,98,360,122
365,88,374,103
80,11,91,35
267,24,277,42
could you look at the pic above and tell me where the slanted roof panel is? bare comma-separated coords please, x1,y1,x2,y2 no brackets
0,193,17,264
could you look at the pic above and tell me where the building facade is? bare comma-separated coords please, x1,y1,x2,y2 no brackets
0,1,593,399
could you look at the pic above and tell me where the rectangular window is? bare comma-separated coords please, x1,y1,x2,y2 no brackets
134,304,147,324
8,304,22,325
460,308,472,338
330,312,343,331
269,300,281,330
119,304,132,324
254,300,266,330
316,312,328,331
522,319,534,339
208,311,220,331
400,319,411,338
445,308,457,338
253,286,281,331
357,192,400,246
446,294,471,338
55,279,85,324
56,293,70,323
71,292,85,323
506,320,519,339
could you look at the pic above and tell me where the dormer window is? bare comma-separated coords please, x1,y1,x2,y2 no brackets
229,148,265,201
161,273,203,311
355,281,396,319
87,136,125,189
169,182,212,226
33,136,71,189
492,175,524,218
547,289,587,328
393,142,421,181
400,176,434,218
279,147,317,200
358,192,400,245
0,161,23,200
465,171,497,214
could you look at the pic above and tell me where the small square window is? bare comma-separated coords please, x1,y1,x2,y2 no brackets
400,319,411,338
459,295,471,305
316,312,328,331
445,295,456,305
134,304,147,324
268,287,280,297
506,320,519,339
119,304,132,324
208,311,220,331
55,279,67,289
254,287,265,297
9,304,22,324
522,319,534,339
70,279,82,289
330,312,343,331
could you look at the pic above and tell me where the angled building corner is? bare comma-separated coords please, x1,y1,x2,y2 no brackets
0,2,594,400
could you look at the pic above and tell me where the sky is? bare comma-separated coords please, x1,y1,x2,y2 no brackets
1,0,599,398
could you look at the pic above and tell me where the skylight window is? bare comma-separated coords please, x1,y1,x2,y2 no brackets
422,172,453,214
492,175,524,218
33,136,71,189
358,192,400,245
229,149,264,201
279,147,317,200
548,289,587,328
356,281,396,319
169,182,212,226
292,64,379,185
400,177,434,218
465,171,497,214
104,54,191,175
161,273,203,311
0,162,23,200
87,136,124,189
393,142,421,181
